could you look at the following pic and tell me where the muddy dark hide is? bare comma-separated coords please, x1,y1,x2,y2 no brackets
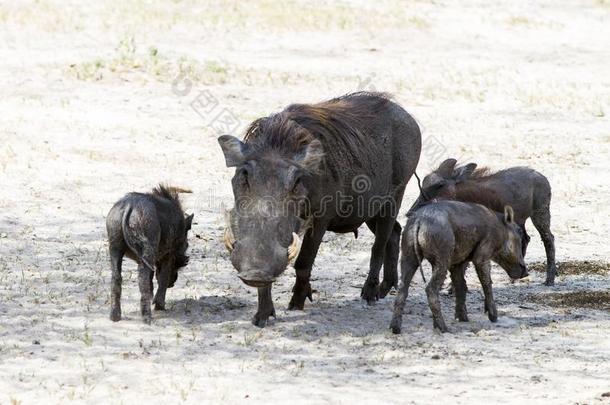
408,158,557,286
390,201,527,334
219,92,422,327
106,185,194,324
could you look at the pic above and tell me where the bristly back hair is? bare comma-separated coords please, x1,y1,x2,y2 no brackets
151,184,191,210
451,167,507,212
469,166,493,179
243,92,393,177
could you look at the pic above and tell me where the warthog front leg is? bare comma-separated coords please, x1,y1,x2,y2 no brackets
426,261,449,332
390,253,420,334
520,224,531,258
253,285,275,327
450,262,469,322
109,247,124,322
473,260,497,322
153,259,171,311
531,208,557,286
288,223,326,311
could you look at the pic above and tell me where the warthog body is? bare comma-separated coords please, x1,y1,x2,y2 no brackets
390,201,528,333
106,185,193,324
219,92,421,326
408,158,557,285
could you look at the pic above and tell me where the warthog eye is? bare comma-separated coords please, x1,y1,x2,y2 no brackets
238,168,249,189
291,177,305,195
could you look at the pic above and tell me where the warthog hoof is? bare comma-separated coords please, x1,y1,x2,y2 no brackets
288,282,313,310
390,317,402,334
378,277,398,299
455,310,469,322
141,305,152,324
544,266,558,286
433,319,448,333
154,302,166,311
361,280,380,304
252,307,276,328
109,308,121,322
486,304,498,323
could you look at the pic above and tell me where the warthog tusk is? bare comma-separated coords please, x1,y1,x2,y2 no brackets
223,208,236,252
288,232,301,262
223,227,235,252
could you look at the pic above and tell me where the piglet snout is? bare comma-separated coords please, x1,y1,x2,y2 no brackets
520,264,529,279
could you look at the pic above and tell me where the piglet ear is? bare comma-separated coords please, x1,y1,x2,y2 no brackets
436,158,457,178
218,135,249,167
185,213,194,231
503,205,514,224
453,163,477,182
295,139,324,173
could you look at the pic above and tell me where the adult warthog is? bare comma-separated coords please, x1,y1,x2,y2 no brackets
408,158,557,285
219,92,421,326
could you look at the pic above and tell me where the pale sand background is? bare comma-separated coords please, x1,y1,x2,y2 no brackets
0,0,609,403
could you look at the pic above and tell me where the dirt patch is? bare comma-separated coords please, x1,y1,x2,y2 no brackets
529,290,610,311
529,260,610,276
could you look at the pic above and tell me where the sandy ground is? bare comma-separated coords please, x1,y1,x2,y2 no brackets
1,0,609,403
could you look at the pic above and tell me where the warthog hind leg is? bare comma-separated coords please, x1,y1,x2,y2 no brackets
362,214,398,304
426,261,449,332
379,221,401,298
390,253,420,334
450,262,469,322
109,246,124,322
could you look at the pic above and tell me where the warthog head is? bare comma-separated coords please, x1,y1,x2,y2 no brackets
495,206,528,280
218,129,322,288
408,158,476,215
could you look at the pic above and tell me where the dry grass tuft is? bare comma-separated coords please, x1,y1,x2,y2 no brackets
528,260,610,276
529,290,610,311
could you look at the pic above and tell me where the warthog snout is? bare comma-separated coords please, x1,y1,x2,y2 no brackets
222,207,304,288
239,272,276,288
510,263,529,282
223,222,302,263
520,263,529,279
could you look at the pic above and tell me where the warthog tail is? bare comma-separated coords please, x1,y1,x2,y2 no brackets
121,206,156,274
412,220,426,283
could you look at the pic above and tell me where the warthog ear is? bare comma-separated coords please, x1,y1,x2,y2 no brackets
453,163,477,182
504,205,515,224
185,213,194,231
218,135,249,167
436,158,457,178
295,139,324,173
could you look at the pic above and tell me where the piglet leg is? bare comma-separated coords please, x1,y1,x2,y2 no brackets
474,260,497,322
390,253,420,334
426,262,449,332
138,253,155,324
